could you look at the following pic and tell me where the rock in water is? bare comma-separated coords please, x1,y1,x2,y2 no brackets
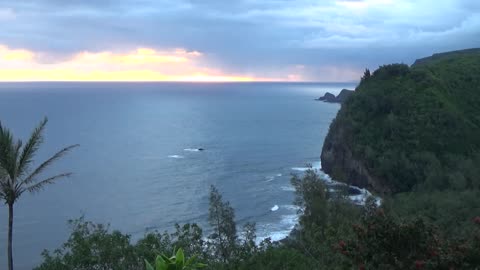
318,92,337,102
316,90,354,103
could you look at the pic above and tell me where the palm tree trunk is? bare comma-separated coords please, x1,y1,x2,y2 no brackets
7,203,13,270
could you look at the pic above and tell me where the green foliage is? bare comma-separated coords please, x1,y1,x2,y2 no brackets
0,117,78,270
207,185,238,264
35,218,213,270
135,231,173,265
329,50,480,192
36,186,259,270
35,217,140,270
386,190,480,238
290,168,362,269
338,200,480,269
0,117,79,204
360,68,371,84
236,246,317,270
36,170,480,270
144,248,207,270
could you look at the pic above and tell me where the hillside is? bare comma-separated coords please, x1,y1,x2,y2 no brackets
321,49,480,193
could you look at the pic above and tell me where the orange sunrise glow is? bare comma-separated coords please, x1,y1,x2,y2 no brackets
0,45,277,82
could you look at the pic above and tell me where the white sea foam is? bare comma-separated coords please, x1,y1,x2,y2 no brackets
168,155,184,159
282,205,301,211
280,214,299,227
261,160,382,243
257,213,299,243
265,173,282,182
263,230,292,242
280,186,295,192
291,161,322,172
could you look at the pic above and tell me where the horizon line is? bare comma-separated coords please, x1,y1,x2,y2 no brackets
0,80,359,84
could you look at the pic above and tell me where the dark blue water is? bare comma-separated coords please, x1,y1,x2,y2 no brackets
0,82,352,269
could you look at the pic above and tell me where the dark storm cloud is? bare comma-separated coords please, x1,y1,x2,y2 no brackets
0,0,479,80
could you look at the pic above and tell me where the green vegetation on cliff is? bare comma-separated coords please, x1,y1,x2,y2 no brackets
318,49,480,268
322,49,480,193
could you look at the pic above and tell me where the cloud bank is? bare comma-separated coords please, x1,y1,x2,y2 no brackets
0,0,478,81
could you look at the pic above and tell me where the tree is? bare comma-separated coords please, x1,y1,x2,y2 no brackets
360,68,371,84
0,117,78,270
36,217,140,270
208,185,237,264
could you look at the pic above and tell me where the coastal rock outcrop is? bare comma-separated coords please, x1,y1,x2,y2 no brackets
316,89,354,103
316,92,336,102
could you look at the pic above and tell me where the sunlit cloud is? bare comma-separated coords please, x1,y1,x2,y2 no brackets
0,45,286,82
71,48,201,65
0,45,35,61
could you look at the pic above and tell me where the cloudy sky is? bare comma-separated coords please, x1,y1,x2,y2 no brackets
0,0,479,81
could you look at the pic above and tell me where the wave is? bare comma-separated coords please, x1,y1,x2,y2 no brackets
261,160,381,244
256,207,300,243
184,148,200,152
280,186,295,192
291,161,322,172
265,173,282,182
282,205,300,211
267,214,299,241
168,155,184,159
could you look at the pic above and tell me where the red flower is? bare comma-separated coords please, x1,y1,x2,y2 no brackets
339,240,346,248
358,263,365,270
473,216,480,225
415,260,425,269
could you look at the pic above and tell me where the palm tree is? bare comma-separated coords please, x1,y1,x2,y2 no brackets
0,117,78,270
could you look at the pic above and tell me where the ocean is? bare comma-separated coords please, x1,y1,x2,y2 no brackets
0,82,355,269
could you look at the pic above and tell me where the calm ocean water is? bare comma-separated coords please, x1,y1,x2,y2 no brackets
0,82,354,269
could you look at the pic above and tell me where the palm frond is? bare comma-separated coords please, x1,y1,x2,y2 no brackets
0,178,6,199
0,121,17,180
12,139,22,181
17,117,47,177
26,173,72,194
21,144,79,186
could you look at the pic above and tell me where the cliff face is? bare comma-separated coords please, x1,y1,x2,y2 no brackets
321,116,391,194
320,49,480,194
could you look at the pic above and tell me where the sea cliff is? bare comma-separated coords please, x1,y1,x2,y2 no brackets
321,48,480,194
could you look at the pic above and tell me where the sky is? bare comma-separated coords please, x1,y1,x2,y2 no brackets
0,0,479,82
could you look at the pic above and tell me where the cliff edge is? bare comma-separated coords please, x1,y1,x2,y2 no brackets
321,49,480,194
